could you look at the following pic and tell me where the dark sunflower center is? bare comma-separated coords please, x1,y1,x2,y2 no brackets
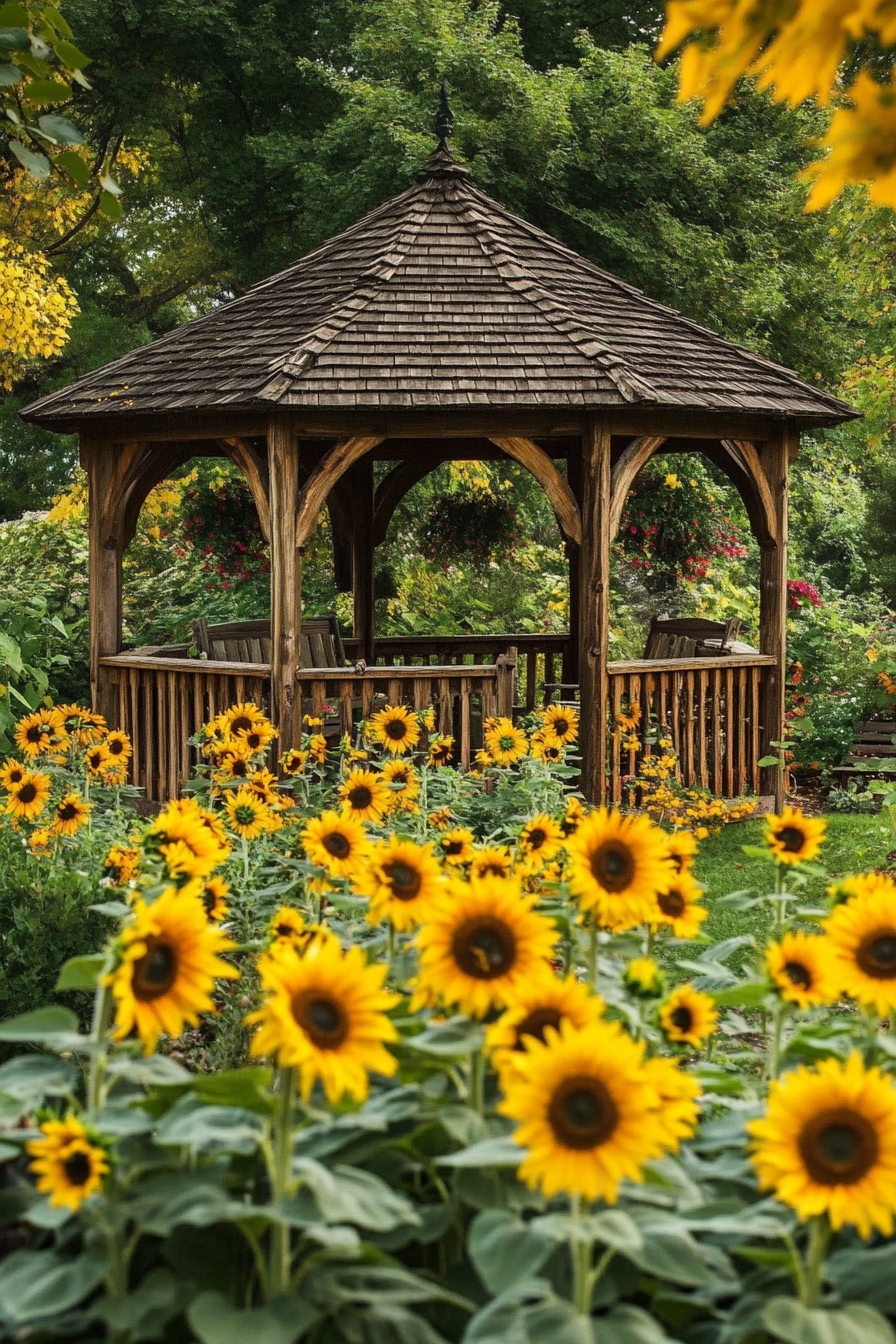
553,718,570,736
658,888,685,917
132,939,178,1001
514,1006,563,1049
275,922,296,937
857,930,896,979
452,917,516,979
391,772,409,789
25,725,45,744
444,840,464,856
107,739,124,756
784,961,812,988
479,862,507,877
57,802,78,822
292,990,348,1049
63,1150,92,1187
88,754,103,770
385,720,407,740
246,732,262,750
670,854,685,873
383,859,421,901
203,890,217,915
548,1075,619,1150
527,828,547,851
348,785,373,810
775,825,806,853
7,769,23,783
231,759,249,777
323,831,351,859
17,783,37,804
230,716,253,735
234,804,257,826
590,840,635,893
671,1006,693,1032
799,1108,879,1186
545,746,560,759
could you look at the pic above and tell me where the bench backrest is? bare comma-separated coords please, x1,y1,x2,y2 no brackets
643,615,741,661
191,617,347,668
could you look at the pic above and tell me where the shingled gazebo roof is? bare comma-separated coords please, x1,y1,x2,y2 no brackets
22,145,856,429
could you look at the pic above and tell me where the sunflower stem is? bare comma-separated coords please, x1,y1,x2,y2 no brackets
803,1216,831,1308
242,836,250,885
468,1049,485,1114
268,1065,296,1298
767,1001,786,1080
569,1195,592,1316
86,978,113,1115
586,921,599,993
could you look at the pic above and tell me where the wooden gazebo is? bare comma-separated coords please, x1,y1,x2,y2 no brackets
21,108,856,808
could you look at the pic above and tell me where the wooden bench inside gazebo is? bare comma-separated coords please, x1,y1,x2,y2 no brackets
21,96,857,807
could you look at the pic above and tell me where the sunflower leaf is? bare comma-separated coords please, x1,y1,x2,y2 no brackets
55,952,105,991
762,1298,896,1344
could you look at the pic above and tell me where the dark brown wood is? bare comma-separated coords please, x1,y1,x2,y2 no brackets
295,435,384,546
268,412,302,752
578,415,612,805
488,435,582,543
83,435,124,726
350,457,376,662
758,428,792,808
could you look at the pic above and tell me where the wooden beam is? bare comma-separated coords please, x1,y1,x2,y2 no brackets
758,427,792,810
578,416,612,805
609,436,667,537
350,459,376,662
268,413,302,751
82,435,123,726
220,437,271,542
295,435,384,546
327,483,354,592
489,435,582,544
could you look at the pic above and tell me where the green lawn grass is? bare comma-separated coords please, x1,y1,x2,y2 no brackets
691,814,895,954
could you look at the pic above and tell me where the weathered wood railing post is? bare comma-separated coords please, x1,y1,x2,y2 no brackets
82,434,123,727
759,427,792,810
578,415,612,805
350,456,376,664
268,412,301,753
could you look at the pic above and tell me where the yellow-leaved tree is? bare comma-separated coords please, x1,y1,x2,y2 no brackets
657,1,896,209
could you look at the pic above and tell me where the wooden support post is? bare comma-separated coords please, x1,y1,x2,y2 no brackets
578,416,612,805
759,427,792,810
268,413,301,751
351,457,376,663
83,435,123,726
564,447,582,687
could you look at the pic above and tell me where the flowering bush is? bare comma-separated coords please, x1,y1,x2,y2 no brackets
0,698,894,1340
417,488,519,569
616,467,747,591
787,578,823,611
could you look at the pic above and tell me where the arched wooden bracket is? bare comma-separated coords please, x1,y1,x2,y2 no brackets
220,437,271,542
372,458,441,547
722,439,778,547
608,435,666,539
294,435,384,547
487,435,582,544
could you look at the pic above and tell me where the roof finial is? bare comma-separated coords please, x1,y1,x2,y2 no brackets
435,80,453,149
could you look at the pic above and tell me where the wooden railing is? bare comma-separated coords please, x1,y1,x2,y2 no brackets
606,654,775,801
100,653,271,804
343,634,569,713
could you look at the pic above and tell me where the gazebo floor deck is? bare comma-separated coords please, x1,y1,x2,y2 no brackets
99,633,774,805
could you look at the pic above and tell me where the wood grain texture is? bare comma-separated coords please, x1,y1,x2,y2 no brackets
295,435,384,545
488,435,582,543
578,416,612,804
268,412,302,751
83,435,123,724
609,436,667,538
759,427,793,809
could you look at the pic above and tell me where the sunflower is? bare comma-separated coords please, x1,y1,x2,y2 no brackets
302,810,370,878
358,837,443,930
104,844,140,886
280,748,308,776
624,956,664,998
531,734,563,764
439,827,475,867
568,809,674,932
268,905,307,945
0,758,26,790
26,1117,108,1211
419,707,435,731
212,740,255,782
666,830,698,874
104,883,238,1054
560,796,586,837
381,759,421,808
145,800,228,878
307,733,327,764
246,768,280,806
367,704,421,756
641,1055,701,1149
518,814,565,865
85,743,111,776
498,1018,671,1202
484,718,528,767
828,872,896,907
428,807,454,830
765,806,827,866
338,767,391,823
540,703,579,747
5,770,51,821
766,932,839,1009
428,735,454,766
659,985,718,1049
748,1053,896,1238
51,791,91,837
247,939,399,1102
222,702,269,740
104,730,132,763
57,705,106,744
651,872,708,939
825,888,896,1015
14,708,65,759
485,973,604,1079
414,874,558,1018
201,877,230,923
470,845,514,881
223,787,271,840
29,827,52,856
244,721,278,753
474,749,494,769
